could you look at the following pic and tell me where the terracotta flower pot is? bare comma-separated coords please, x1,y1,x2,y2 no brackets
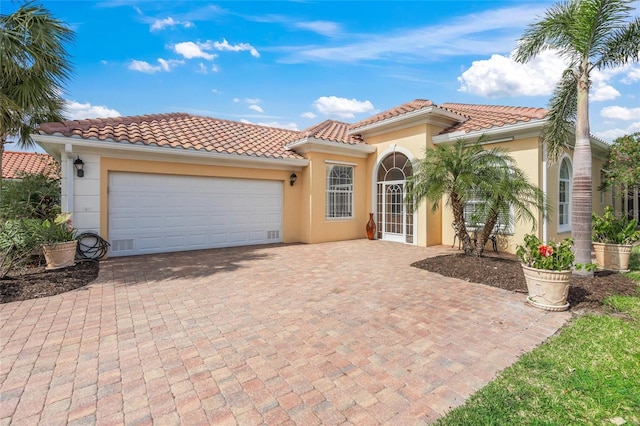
592,242,633,272
42,240,77,270
521,264,571,311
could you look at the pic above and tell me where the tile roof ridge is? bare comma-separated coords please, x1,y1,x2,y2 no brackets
350,98,435,129
302,119,349,133
4,150,46,156
441,102,548,117
202,116,301,134
38,112,302,135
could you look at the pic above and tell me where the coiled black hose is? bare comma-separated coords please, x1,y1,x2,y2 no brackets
75,232,110,260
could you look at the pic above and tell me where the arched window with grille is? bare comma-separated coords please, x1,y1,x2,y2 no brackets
376,152,414,243
558,156,572,232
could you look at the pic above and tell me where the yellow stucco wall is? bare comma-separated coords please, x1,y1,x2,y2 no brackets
299,152,370,243
361,124,444,246
439,136,542,253
95,135,610,254
546,148,612,243
100,157,303,244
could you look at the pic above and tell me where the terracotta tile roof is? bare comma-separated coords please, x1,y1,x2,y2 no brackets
299,120,363,144
2,151,59,179
350,99,435,130
38,113,305,160
439,103,548,134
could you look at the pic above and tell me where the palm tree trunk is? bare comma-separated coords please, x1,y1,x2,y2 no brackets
0,137,5,194
572,67,594,277
451,193,474,255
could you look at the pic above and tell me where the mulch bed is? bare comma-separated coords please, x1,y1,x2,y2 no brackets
1,260,99,304
412,254,639,313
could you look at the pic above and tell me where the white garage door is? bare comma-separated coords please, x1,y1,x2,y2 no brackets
108,172,283,256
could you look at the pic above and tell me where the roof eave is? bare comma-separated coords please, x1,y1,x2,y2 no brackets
432,119,546,144
431,120,611,156
285,137,375,158
33,134,309,170
348,106,467,136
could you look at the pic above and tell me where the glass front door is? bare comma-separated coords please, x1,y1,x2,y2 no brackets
376,152,414,244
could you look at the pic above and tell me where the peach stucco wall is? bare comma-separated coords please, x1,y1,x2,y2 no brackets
73,131,610,255
298,152,370,244
99,157,303,244
438,136,542,253
362,123,443,246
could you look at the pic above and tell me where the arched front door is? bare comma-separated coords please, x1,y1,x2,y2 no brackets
376,152,414,243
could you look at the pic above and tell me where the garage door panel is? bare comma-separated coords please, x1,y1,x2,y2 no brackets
109,172,283,256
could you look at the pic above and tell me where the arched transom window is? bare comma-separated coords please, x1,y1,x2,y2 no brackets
377,152,412,182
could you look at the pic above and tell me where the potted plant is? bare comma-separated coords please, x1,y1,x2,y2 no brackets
592,206,640,272
516,234,575,311
38,212,77,270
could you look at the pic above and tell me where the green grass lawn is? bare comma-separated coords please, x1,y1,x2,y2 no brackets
436,245,640,425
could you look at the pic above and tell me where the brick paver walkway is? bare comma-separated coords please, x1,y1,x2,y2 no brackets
1,240,570,425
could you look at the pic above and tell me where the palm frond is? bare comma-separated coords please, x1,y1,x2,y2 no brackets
596,16,640,69
0,3,74,146
543,68,577,163
514,0,577,63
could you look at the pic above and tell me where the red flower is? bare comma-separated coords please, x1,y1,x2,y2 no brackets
538,244,553,257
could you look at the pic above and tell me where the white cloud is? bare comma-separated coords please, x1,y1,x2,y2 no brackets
282,5,548,63
233,98,240,103
249,104,264,113
158,58,184,71
241,119,298,130
196,62,218,74
594,122,640,142
128,60,161,73
211,88,222,94
458,50,564,97
245,98,260,104
174,39,259,62
174,41,217,60
301,111,317,119
589,68,622,101
601,106,640,121
622,66,640,84
590,85,621,102
128,58,182,73
312,96,375,119
458,49,633,101
294,21,341,37
64,101,120,120
209,39,260,58
150,17,194,31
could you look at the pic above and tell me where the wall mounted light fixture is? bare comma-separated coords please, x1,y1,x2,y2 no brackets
74,157,85,177
289,172,297,186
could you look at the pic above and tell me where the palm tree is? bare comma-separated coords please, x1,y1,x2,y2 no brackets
407,138,548,256
514,0,640,274
0,3,74,191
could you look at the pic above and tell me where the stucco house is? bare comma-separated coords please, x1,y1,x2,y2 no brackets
33,99,611,257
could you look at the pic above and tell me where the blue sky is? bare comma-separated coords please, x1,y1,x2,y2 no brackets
5,0,640,146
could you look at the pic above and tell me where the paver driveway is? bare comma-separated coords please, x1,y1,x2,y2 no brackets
1,240,570,425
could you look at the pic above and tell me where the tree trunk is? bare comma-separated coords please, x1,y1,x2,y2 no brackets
0,137,5,195
473,213,499,257
572,66,594,277
451,193,474,255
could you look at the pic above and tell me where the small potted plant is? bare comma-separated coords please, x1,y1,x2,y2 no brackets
38,212,77,270
592,206,640,272
516,234,574,311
